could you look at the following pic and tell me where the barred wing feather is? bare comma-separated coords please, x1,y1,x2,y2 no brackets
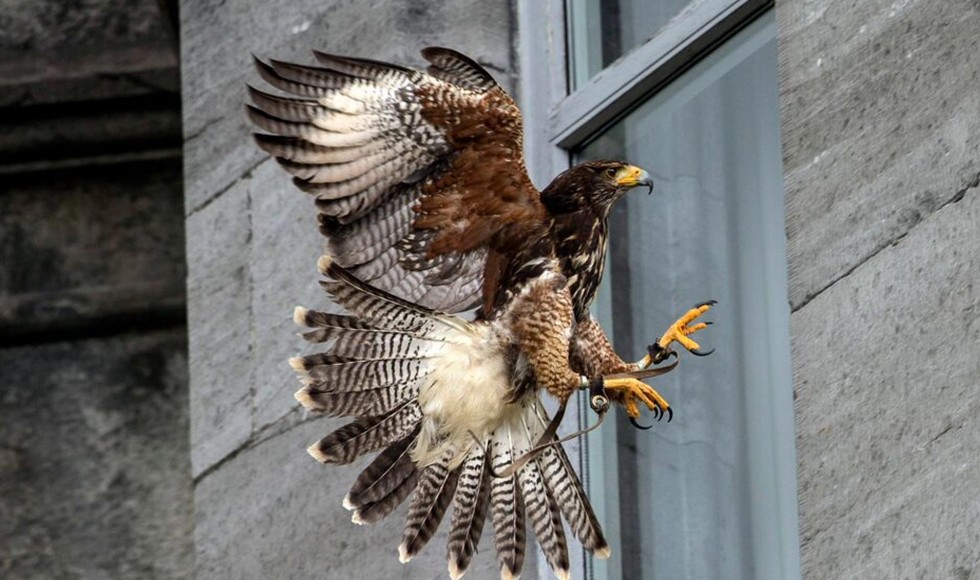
250,47,547,313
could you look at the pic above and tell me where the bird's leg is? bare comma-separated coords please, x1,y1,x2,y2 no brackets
637,300,716,368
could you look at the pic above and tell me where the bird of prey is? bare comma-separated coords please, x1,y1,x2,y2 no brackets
248,47,712,579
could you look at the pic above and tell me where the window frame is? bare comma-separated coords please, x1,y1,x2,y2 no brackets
516,2,800,579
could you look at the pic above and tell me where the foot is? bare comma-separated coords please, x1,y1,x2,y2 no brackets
639,300,716,368
602,376,672,422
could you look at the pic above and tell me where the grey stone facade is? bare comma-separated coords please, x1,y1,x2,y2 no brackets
0,330,192,579
777,0,980,577
4,0,979,578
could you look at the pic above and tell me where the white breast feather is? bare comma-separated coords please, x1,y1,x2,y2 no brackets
413,323,512,469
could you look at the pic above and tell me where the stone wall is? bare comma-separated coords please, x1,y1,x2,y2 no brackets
0,1,193,578
180,0,518,577
777,0,980,577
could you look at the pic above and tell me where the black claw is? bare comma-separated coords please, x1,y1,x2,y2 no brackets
690,347,715,357
629,416,653,430
665,407,674,422
695,299,718,308
704,321,714,326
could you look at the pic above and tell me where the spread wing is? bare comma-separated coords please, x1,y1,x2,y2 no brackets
248,47,547,313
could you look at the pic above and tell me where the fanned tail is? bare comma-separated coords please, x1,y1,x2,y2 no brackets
293,257,478,527
292,258,606,578
481,397,607,580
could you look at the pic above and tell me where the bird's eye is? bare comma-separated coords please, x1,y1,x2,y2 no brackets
605,167,617,178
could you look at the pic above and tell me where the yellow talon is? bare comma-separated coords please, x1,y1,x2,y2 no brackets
622,397,640,419
636,301,715,369
603,377,670,418
657,301,714,351
674,333,702,352
686,322,709,334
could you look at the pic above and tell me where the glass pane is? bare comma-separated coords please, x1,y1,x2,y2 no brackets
568,0,692,87
579,13,799,580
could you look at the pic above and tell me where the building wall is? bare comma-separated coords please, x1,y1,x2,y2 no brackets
180,0,980,577
0,1,193,578
776,0,980,577
179,1,518,577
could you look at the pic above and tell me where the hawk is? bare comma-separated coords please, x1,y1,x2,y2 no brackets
249,47,712,579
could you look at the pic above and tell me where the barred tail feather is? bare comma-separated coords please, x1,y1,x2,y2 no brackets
399,449,463,563
317,255,470,334
346,426,420,508
446,445,492,579
520,470,570,580
292,260,478,422
293,306,366,330
295,382,414,417
490,426,527,579
306,402,422,464
336,333,428,361
515,412,570,580
530,401,609,558
298,357,431,394
353,466,420,525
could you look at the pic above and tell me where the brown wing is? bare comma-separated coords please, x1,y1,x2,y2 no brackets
248,47,547,313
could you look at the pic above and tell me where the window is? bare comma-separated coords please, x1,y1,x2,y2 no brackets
518,2,800,579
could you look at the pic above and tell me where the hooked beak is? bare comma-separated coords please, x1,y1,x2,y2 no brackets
616,165,654,194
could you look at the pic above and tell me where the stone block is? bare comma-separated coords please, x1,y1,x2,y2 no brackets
0,51,178,108
186,185,254,477
0,96,182,169
793,187,980,578
0,329,193,580
0,159,186,340
194,415,501,580
0,0,171,57
180,0,513,215
778,0,980,309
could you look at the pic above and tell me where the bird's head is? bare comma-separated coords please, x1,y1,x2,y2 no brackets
540,160,653,216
